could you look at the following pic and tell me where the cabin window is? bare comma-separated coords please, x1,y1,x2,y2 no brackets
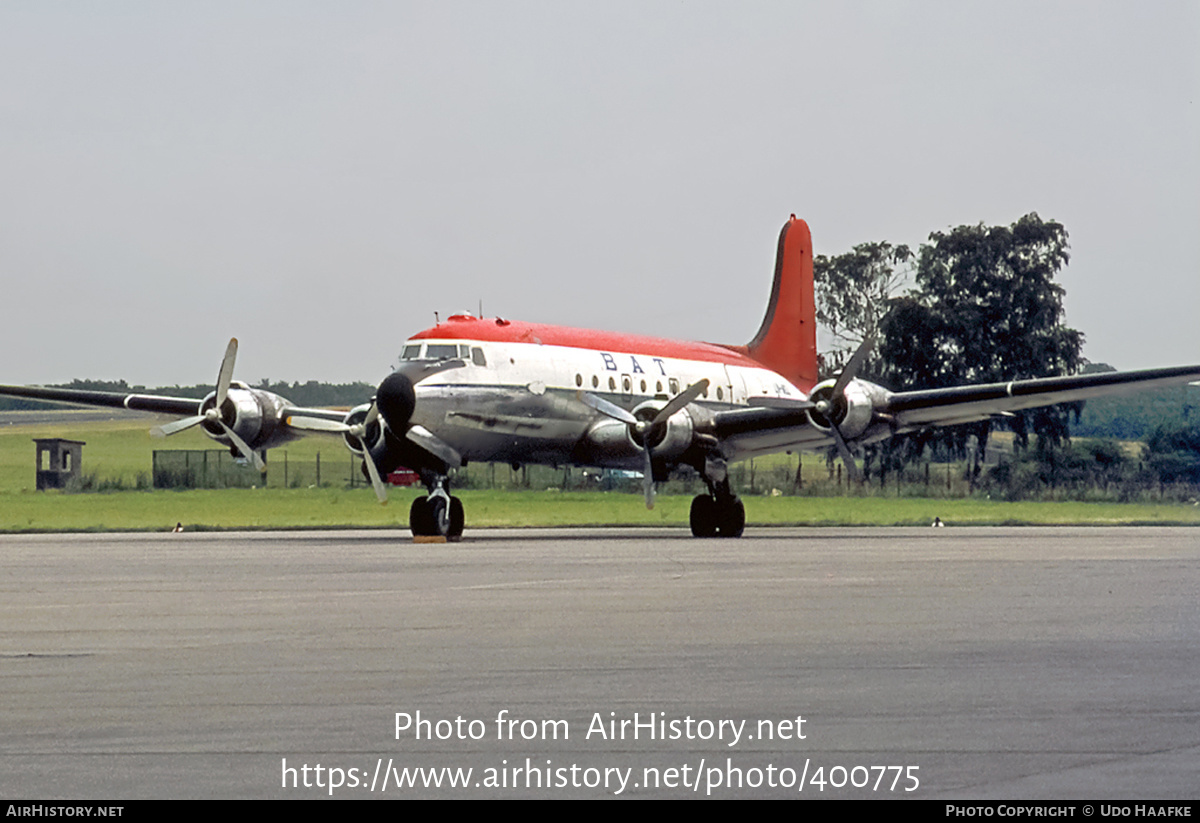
669,378,679,394
656,380,663,393
717,387,724,401
471,347,487,366
426,344,458,360
622,376,631,392
640,379,647,393
401,344,422,360
608,377,616,391
575,374,583,387
592,375,599,388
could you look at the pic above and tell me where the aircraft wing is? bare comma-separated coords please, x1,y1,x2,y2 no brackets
883,364,1200,431
0,385,353,425
0,383,201,416
713,364,1200,461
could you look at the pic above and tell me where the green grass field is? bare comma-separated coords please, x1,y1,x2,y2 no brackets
2,414,1198,532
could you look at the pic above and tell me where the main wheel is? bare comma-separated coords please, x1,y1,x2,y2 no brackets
690,494,718,537
716,497,745,538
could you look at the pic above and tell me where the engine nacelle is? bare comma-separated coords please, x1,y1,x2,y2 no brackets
196,382,297,452
628,400,695,460
806,378,889,439
581,402,699,466
341,403,386,455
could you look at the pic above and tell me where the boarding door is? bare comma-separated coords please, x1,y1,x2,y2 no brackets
722,365,748,405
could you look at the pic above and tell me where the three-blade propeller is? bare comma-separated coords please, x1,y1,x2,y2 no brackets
814,334,875,484
284,403,388,501
350,402,388,503
302,358,468,505
578,379,709,509
150,338,266,472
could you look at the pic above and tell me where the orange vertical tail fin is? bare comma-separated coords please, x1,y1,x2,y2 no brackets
741,216,819,391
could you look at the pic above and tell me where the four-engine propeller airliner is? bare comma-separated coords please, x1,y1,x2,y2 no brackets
3,217,1198,538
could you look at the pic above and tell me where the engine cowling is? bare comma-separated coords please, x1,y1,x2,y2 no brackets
194,382,297,453
341,403,386,455
627,400,695,460
582,402,698,464
806,378,888,439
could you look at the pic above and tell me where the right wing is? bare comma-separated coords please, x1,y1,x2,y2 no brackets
0,383,201,417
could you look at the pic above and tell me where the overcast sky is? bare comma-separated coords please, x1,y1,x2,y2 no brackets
2,1,1196,387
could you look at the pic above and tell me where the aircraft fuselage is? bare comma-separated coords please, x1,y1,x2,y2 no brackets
401,313,810,470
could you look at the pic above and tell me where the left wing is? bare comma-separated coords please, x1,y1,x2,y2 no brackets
714,364,1200,461
885,365,1200,431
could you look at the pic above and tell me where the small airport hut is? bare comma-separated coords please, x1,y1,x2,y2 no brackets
33,438,86,490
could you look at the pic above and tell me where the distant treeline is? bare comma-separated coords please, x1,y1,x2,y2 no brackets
0,379,376,411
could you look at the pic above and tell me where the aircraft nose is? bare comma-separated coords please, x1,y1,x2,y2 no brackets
375,370,417,431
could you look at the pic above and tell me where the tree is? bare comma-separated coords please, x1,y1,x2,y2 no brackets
879,213,1085,481
1143,423,1200,485
814,241,912,377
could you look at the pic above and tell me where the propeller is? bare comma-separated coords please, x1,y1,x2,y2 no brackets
578,379,709,509
283,404,389,502
283,415,352,433
350,402,388,504
812,334,875,484
149,338,266,472
348,358,468,504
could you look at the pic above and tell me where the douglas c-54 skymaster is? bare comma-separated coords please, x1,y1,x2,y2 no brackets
3,217,1197,538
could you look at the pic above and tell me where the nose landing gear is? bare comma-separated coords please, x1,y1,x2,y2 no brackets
689,455,745,538
409,476,464,540
689,488,745,538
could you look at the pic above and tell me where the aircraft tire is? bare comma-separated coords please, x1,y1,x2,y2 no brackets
690,494,718,538
716,497,745,538
448,496,465,539
429,496,450,536
409,497,433,536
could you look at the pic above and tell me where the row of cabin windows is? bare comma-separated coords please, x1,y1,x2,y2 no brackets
572,373,724,401
398,344,728,401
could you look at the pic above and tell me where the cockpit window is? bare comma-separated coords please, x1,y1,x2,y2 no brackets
425,344,459,360
471,347,487,367
401,344,422,360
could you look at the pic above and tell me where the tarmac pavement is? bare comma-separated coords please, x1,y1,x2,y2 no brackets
1,527,1197,799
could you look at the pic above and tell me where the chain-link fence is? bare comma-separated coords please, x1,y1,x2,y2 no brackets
152,450,369,489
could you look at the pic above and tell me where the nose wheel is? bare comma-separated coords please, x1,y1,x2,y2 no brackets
409,484,464,540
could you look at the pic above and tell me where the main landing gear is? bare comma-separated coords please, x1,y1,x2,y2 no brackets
409,475,464,540
689,456,745,538
689,489,745,538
